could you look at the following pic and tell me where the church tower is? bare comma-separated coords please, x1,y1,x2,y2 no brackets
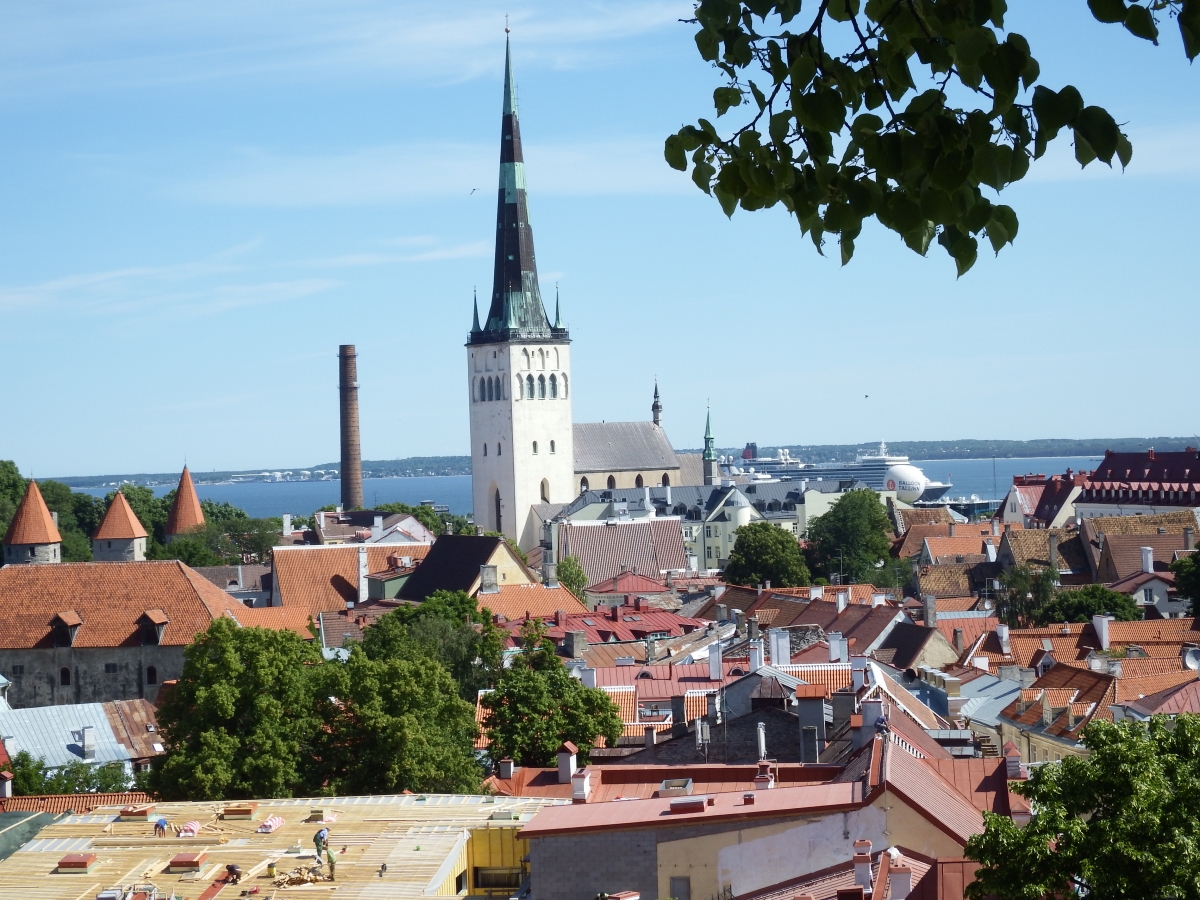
702,410,720,485
468,36,573,549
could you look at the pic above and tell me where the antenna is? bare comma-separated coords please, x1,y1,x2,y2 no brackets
1184,648,1200,671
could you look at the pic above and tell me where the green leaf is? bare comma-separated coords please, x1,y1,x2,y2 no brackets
1074,131,1097,167
769,111,793,145
1074,105,1120,164
840,234,856,265
1180,0,1200,59
749,81,768,112
827,0,860,23
664,135,687,171
713,86,742,117
692,160,716,192
695,29,720,62
1087,0,1128,24
1115,132,1133,169
800,87,847,133
1123,5,1159,43
789,53,817,91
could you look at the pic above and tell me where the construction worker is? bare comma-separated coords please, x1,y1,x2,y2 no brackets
326,846,336,881
226,863,242,884
313,827,330,857
153,817,168,838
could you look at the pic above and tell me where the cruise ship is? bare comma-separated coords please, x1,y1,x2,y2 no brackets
723,442,953,503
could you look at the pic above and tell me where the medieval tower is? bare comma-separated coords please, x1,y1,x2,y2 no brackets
468,37,573,547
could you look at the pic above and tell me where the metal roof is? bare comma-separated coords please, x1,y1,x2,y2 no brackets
573,422,680,474
0,703,132,768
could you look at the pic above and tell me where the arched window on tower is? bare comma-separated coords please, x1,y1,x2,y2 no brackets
494,489,502,533
538,349,545,369
495,376,503,400
60,667,71,686
526,375,535,399
549,374,558,398
561,374,568,397
550,440,556,454
580,477,589,493
662,473,671,487
541,479,550,503
146,666,158,685
554,349,560,369
607,475,617,490
522,349,530,370
538,375,546,399
515,375,523,400
635,474,644,488
486,378,494,401
532,441,538,455
483,444,487,457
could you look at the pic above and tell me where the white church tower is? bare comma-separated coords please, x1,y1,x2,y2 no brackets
468,37,573,550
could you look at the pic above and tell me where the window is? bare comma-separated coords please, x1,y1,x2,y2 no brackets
635,474,644,488
670,877,692,900
532,441,538,455
549,374,558,398
706,546,713,558
541,479,550,504
538,375,546,398
11,665,23,676
662,473,670,487
580,477,589,492
60,667,71,687
705,526,712,538
147,666,158,685
607,475,616,490
475,869,523,890
494,490,502,533
550,440,556,454
456,871,467,894
104,663,118,674
538,348,545,369
483,444,488,457
526,375,535,399
497,443,501,456
522,349,530,369
486,378,494,401
560,373,568,397
140,619,162,646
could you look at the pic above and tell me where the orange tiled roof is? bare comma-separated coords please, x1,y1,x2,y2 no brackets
0,560,247,649
0,792,153,816
229,604,318,638
924,535,992,560
478,583,589,620
93,490,148,541
165,467,205,536
273,544,432,616
3,480,61,545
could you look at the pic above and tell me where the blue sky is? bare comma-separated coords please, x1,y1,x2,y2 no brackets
1,1,1197,478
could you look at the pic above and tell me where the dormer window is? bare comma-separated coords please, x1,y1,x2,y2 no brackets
51,611,82,648
140,609,169,646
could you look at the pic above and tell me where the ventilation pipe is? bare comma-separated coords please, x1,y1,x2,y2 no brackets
756,721,767,761
371,515,383,541
282,513,292,536
708,641,723,681
355,544,368,607
748,639,764,673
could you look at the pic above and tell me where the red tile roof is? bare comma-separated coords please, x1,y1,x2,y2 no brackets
478,583,589,620
93,490,148,541
501,601,705,648
3,480,61,545
165,466,205,536
557,519,687,583
0,561,248,649
273,544,431,615
489,764,834,801
586,572,670,594
1101,533,1192,581
923,536,994,561
0,792,152,815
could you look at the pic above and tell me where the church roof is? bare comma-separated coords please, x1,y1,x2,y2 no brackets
3,480,62,546
165,467,206,536
93,491,148,541
470,37,567,347
573,422,680,474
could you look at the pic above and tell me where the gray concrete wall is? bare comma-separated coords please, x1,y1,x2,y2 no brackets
2,542,60,565
91,537,146,562
0,646,183,707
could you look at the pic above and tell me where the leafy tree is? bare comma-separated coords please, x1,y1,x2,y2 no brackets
723,521,810,587
872,555,914,593
362,591,506,700
966,715,1200,900
305,647,481,795
1029,583,1141,626
1171,552,1200,615
107,484,170,542
0,460,25,536
225,517,282,563
806,490,892,583
666,2,1197,274
997,563,1056,626
151,618,320,800
555,555,589,598
2,751,131,795
149,533,225,567
482,620,622,766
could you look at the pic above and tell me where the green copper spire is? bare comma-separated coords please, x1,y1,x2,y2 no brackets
703,408,716,461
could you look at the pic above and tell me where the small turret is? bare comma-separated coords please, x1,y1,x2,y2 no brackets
703,409,719,486
2,480,62,565
651,381,663,427
92,490,148,561
165,466,206,542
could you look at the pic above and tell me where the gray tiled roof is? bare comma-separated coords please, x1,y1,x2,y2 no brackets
0,702,132,768
559,480,862,523
573,422,680,473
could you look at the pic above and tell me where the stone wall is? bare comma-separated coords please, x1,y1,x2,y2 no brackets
0,646,183,707
91,537,146,562
2,542,60,565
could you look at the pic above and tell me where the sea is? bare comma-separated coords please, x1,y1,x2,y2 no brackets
74,455,1101,519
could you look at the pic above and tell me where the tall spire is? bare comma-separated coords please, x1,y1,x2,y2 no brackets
651,380,662,427
554,284,562,329
469,34,565,345
703,409,716,460
472,287,481,333
702,408,719,485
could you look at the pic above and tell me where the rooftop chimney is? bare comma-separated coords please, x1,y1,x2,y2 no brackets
479,564,500,594
355,544,368,607
445,520,453,535
1048,532,1059,577
888,863,912,899
557,743,577,784
1141,546,1154,575
371,515,383,541
716,603,728,622
756,721,768,761
837,591,848,613
992,518,1000,536
566,631,587,659
708,641,723,681
923,594,937,628
1185,527,1195,552
1093,614,1113,651
78,725,95,760
498,759,516,780
948,522,955,537
748,639,764,673
953,628,964,653
769,629,790,666
282,513,292,536
748,617,760,640
544,562,559,589
828,631,844,663
996,623,1011,655
644,726,657,749
338,345,363,510
853,840,872,889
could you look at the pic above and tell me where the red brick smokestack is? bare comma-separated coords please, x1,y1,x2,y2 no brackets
339,345,364,510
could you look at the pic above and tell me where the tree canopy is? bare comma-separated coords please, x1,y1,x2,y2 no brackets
805,489,892,583
997,562,1056,626
555,554,590,598
481,621,622,767
1027,583,1141,626
966,715,1200,900
665,1,1198,274
723,520,810,587
1171,551,1200,615
1,750,132,795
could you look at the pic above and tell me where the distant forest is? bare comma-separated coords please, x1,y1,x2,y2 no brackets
49,438,1196,487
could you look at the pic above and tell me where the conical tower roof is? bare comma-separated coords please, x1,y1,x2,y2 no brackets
469,36,567,346
94,490,149,541
165,466,206,536
703,409,717,461
3,480,62,546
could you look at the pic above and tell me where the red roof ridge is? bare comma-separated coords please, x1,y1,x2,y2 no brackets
3,480,62,546
93,490,149,540
165,466,206,536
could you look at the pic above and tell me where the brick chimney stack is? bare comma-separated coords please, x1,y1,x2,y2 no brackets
338,345,364,510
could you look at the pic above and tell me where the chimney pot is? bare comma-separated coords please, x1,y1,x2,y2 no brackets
1185,527,1195,552
837,591,848,613
1141,546,1154,575
644,726,657,749
953,627,964,653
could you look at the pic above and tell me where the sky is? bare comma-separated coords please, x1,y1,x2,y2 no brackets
1,1,1198,478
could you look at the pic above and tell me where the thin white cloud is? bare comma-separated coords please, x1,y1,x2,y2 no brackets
171,139,686,207
301,240,491,268
0,1,690,98
1026,123,1200,183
